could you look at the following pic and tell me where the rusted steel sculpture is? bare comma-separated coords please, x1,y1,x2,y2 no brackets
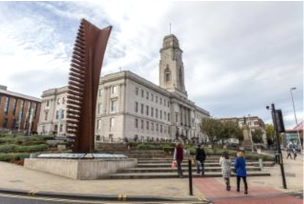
66,19,112,153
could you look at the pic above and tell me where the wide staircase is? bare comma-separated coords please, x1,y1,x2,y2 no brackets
95,143,273,179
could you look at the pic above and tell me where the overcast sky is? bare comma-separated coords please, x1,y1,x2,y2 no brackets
0,1,302,128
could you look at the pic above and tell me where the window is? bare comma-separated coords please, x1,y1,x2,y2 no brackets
160,110,162,119
4,97,10,115
156,96,158,103
57,98,60,105
46,100,49,107
164,99,166,107
146,121,149,130
164,126,167,134
33,103,37,119
160,98,162,105
12,98,17,116
146,92,149,100
26,102,31,119
165,67,171,82
156,109,158,118
156,124,159,132
97,119,102,130
135,87,139,95
110,99,117,112
11,119,16,129
141,120,144,129
2,118,8,128
56,111,59,119
111,86,117,94
110,118,115,128
135,102,138,113
175,112,178,122
19,100,24,119
59,124,63,132
99,89,103,97
168,113,170,121
61,110,64,119
98,103,103,114
151,122,154,131
160,125,163,133
146,105,149,116
141,104,144,114
151,107,154,117
164,111,166,120
168,101,170,107
135,119,138,128
96,135,101,141
141,89,144,97
62,97,65,104
45,111,48,121
151,94,154,101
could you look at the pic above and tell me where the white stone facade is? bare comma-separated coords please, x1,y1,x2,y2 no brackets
37,86,68,136
38,34,210,142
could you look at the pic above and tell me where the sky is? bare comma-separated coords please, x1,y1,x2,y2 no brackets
0,1,303,128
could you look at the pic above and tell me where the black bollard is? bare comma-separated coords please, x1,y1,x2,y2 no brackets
188,159,193,195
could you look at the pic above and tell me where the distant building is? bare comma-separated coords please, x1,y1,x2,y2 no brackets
220,116,267,145
283,121,303,147
0,85,41,133
37,86,68,136
38,34,210,142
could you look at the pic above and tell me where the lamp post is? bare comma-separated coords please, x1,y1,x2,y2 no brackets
290,87,303,151
266,104,287,189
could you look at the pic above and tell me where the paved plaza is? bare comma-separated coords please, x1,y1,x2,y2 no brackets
0,151,302,203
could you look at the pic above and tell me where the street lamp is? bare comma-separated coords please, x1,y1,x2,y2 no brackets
290,87,303,151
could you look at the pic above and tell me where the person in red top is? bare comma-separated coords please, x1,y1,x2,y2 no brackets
173,142,187,178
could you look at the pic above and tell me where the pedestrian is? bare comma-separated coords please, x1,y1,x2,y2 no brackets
173,142,187,178
235,152,248,194
219,152,231,191
286,149,293,159
195,144,206,176
292,147,297,160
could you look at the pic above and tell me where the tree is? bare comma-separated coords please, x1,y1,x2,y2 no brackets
265,124,275,147
220,121,243,146
251,129,263,143
200,117,223,147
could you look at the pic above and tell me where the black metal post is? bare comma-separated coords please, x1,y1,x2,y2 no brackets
271,103,287,189
188,159,193,195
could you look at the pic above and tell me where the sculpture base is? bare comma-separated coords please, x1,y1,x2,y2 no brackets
241,140,254,151
24,158,137,180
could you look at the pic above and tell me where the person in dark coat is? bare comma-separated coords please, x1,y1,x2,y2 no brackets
235,151,248,194
173,142,186,178
195,144,206,175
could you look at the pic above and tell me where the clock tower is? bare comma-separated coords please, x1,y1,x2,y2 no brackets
159,34,187,98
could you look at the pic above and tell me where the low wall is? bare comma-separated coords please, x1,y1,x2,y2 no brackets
24,158,137,180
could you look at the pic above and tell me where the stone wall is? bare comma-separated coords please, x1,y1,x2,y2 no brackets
24,158,137,180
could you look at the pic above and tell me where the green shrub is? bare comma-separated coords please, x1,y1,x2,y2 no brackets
0,144,18,153
14,144,48,153
0,153,30,161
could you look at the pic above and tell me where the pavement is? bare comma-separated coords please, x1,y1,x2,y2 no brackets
0,151,302,203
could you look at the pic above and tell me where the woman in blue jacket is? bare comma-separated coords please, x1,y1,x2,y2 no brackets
235,152,248,194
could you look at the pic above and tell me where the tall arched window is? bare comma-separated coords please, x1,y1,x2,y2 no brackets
165,65,171,82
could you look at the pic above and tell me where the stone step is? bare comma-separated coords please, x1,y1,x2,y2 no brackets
102,171,271,179
119,166,261,173
137,161,274,168
137,159,258,163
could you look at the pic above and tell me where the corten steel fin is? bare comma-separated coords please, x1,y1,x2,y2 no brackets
66,19,112,153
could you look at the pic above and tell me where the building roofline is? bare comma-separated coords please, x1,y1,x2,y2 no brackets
0,89,41,102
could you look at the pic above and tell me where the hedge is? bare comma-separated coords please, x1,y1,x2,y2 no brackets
0,153,30,161
14,144,48,153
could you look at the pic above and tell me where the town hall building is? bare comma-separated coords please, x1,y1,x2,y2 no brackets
37,34,210,143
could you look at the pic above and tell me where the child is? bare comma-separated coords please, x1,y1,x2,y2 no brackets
219,152,231,191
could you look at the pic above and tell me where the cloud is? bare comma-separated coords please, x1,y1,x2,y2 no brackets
0,1,302,129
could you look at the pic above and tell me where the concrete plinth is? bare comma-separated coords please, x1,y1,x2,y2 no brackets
24,158,137,180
